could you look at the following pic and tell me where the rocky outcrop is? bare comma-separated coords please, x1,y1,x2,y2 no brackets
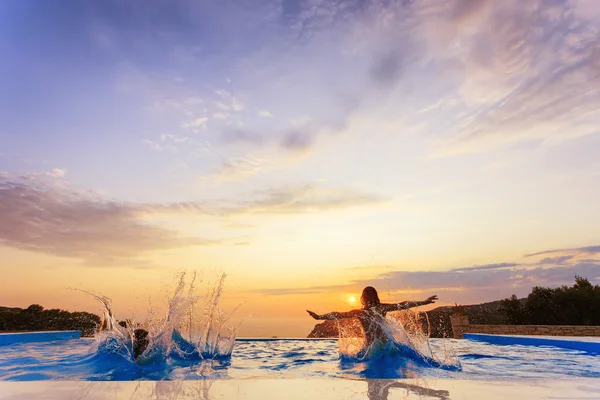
307,318,363,338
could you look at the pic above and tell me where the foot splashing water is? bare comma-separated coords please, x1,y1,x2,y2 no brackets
338,308,461,378
77,272,239,380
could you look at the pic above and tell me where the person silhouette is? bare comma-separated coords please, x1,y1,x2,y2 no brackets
307,286,437,350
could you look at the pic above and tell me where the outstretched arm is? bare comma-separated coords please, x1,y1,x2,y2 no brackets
380,295,438,313
306,309,361,320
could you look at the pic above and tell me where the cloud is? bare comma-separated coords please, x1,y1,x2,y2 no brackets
225,184,387,215
219,127,321,154
219,126,317,153
142,139,163,151
539,255,574,265
258,110,273,118
364,261,600,303
451,262,518,272
213,113,229,120
221,129,264,146
369,51,404,87
280,130,314,151
524,245,600,258
423,0,600,155
181,117,208,130
0,172,387,262
0,174,218,264
50,168,67,178
204,156,274,182
214,89,245,111
250,287,338,296
81,0,600,162
153,183,389,216
69,0,600,205
255,262,600,304
252,250,600,304
143,134,191,152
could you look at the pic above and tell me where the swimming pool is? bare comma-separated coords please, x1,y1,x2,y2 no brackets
1,338,599,381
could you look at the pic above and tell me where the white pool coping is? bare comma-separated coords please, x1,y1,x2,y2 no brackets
1,378,599,399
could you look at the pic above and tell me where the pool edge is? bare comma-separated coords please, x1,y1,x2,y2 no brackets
0,331,81,346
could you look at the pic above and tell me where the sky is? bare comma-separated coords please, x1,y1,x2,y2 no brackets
1,0,600,337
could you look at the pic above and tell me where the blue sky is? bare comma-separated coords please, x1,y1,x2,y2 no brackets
1,0,600,336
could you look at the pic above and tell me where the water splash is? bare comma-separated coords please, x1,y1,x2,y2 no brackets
166,273,239,360
337,308,461,374
83,272,238,364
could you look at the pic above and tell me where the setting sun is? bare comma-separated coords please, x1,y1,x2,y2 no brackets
348,296,356,304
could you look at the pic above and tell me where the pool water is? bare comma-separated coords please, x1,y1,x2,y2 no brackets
1,338,599,381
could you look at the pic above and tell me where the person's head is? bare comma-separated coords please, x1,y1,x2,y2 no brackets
133,328,149,360
361,286,380,308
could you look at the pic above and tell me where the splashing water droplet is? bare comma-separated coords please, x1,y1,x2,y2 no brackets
75,271,239,364
337,307,461,371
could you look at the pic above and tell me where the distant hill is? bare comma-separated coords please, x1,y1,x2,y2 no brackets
0,304,100,337
307,299,516,339
308,318,363,338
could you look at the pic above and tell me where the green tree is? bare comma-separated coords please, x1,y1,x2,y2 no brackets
24,304,44,313
501,295,525,324
501,276,600,325
0,305,101,336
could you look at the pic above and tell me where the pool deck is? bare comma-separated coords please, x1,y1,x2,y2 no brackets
463,332,600,353
0,331,81,346
1,378,599,399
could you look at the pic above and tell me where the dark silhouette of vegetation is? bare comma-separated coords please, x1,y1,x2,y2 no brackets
0,304,100,337
427,276,600,337
501,276,600,325
452,303,466,316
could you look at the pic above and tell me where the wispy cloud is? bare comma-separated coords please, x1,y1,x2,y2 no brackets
50,168,67,178
230,184,387,215
451,262,518,273
221,129,265,146
419,0,600,156
150,183,389,216
20,0,600,170
0,173,387,262
255,260,600,301
539,255,575,265
525,245,600,258
181,117,208,131
250,285,350,296
253,0,600,156
258,110,273,118
214,89,245,111
204,156,275,182
369,50,405,88
0,174,218,264
280,130,314,152
255,0,599,156
253,250,600,304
